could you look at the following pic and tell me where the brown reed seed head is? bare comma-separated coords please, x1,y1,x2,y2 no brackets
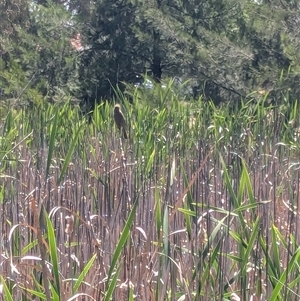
114,104,128,139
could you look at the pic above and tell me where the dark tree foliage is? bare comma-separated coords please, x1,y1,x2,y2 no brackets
77,0,141,107
0,1,78,105
1,0,300,106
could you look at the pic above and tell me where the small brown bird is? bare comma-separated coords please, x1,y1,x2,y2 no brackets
114,104,128,139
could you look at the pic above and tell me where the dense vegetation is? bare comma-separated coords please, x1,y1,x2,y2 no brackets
1,94,300,300
1,0,300,106
1,0,300,300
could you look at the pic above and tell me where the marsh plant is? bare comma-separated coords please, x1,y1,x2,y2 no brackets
1,90,300,301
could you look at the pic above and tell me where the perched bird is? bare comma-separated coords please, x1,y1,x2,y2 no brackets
114,104,128,139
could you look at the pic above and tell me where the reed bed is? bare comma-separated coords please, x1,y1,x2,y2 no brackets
1,91,300,301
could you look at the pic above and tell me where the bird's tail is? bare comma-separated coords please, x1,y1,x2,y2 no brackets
123,128,128,139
